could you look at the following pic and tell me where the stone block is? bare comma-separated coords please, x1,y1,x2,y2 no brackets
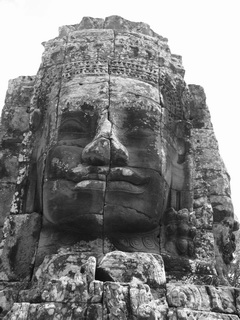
103,228,160,255
191,128,218,150
34,252,96,287
130,282,168,319
0,213,42,281
0,183,15,226
65,29,114,64
9,107,30,133
193,196,210,209
167,284,210,311
85,304,103,320
0,283,22,318
3,76,35,107
175,308,240,320
40,276,89,303
28,303,87,320
110,75,160,103
3,303,30,320
41,37,66,67
210,195,234,222
88,280,103,303
235,288,240,316
0,150,19,182
194,229,215,262
103,282,129,320
59,74,110,109
207,286,236,313
206,171,231,197
163,254,218,285
194,204,213,229
188,84,213,130
35,226,104,270
194,148,225,171
4,301,103,320
163,208,196,258
99,251,166,291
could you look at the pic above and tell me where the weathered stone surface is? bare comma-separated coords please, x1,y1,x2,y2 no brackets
207,286,236,313
235,288,240,316
0,15,238,320
167,284,211,311
103,282,129,319
88,280,103,303
35,226,104,269
163,208,196,258
0,283,23,318
194,204,213,230
18,254,102,307
194,228,215,261
172,308,240,320
34,252,96,286
99,251,166,291
188,85,213,129
3,303,30,320
0,183,15,226
0,151,18,183
130,281,168,319
0,213,41,281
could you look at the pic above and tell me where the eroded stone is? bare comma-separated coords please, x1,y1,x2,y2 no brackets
0,15,238,320
0,213,41,281
99,251,166,291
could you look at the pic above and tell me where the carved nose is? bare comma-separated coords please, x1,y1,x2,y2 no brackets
82,119,129,166
110,132,129,166
82,137,111,165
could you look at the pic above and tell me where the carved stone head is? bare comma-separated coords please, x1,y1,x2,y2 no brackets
0,16,238,289
31,17,192,241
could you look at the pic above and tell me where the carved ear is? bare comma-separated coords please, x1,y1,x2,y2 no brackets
233,220,239,231
174,120,192,164
30,109,42,132
175,120,192,139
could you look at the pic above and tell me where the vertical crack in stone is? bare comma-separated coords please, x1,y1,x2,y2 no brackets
102,63,112,249
28,220,42,282
157,50,168,248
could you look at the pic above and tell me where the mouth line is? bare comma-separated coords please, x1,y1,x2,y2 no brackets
49,165,151,188
76,167,150,186
79,176,149,186
73,179,147,194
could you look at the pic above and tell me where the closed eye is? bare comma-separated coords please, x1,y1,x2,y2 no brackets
59,119,86,133
59,118,95,140
126,127,152,139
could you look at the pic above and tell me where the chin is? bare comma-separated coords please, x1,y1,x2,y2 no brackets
104,204,160,234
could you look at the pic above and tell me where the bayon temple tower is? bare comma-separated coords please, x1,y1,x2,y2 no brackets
0,15,239,320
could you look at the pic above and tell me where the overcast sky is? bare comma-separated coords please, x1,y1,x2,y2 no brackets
0,0,239,218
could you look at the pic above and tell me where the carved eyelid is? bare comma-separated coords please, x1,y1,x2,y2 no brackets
126,127,153,138
59,118,87,133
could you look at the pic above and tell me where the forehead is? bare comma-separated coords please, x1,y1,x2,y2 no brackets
57,75,162,118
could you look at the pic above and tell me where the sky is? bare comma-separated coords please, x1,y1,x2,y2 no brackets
0,0,239,218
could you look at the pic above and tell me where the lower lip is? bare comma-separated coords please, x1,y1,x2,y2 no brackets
74,180,145,194
107,181,145,194
74,180,106,191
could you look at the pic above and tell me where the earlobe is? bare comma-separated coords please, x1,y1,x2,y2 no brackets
30,109,42,132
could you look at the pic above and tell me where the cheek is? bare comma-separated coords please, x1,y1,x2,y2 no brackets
47,146,82,172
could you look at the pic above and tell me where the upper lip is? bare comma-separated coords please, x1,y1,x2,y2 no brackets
107,167,149,186
51,164,149,186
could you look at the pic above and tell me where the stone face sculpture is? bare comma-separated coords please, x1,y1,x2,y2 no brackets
0,16,239,319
